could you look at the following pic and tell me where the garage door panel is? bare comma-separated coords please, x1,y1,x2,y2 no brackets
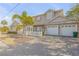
60,27,76,36
46,27,58,35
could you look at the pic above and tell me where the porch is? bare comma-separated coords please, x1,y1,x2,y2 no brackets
21,25,46,36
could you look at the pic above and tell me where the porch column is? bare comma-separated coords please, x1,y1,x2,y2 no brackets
58,25,60,36
42,26,46,36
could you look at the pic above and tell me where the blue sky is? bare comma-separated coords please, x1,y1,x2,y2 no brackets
0,3,74,25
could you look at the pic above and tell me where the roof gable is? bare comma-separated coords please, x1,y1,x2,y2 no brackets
48,16,68,24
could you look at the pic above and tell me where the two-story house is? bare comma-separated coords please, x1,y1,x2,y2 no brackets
11,9,79,37
33,9,79,37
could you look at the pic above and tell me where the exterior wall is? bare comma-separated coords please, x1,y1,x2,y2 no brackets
33,26,42,32
23,26,43,36
40,14,46,24
18,9,78,37
45,25,59,35
33,14,46,25
23,24,78,37
54,10,64,16
77,24,79,37
60,24,77,36
49,16,67,25
25,26,33,35
33,9,64,25
46,10,54,20
45,24,77,36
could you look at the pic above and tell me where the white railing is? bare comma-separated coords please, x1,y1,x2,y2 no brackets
26,31,42,36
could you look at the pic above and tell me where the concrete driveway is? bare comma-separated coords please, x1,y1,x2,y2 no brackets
0,35,79,56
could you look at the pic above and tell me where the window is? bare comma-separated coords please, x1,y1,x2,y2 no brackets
65,25,67,27
72,25,75,27
62,26,64,28
48,25,58,28
36,16,40,21
69,25,71,27
27,27,30,31
33,27,37,32
46,11,54,19
30,27,33,31
61,25,64,28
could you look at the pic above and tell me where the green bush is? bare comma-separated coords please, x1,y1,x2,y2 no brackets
7,31,17,34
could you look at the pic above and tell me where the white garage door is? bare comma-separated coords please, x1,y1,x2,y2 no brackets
46,26,58,35
60,25,77,36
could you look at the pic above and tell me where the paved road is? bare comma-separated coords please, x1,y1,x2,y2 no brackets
0,43,51,56
0,42,79,56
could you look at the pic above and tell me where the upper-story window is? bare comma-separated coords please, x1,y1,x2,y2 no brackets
36,16,40,21
46,10,54,19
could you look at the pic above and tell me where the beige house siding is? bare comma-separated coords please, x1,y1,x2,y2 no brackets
33,9,64,25
46,10,54,20
45,23,77,36
33,14,46,25
77,24,79,37
32,9,79,37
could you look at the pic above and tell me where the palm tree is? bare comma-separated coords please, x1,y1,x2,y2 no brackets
12,11,34,35
15,24,23,31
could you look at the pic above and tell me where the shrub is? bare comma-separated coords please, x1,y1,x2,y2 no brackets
7,31,17,34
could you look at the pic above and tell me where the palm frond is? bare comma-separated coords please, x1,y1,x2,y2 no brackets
12,14,22,20
22,11,28,17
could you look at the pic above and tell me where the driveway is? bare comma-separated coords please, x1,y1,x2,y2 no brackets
0,35,79,56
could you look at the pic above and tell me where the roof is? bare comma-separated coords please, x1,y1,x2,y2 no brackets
48,16,79,25
33,9,79,26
